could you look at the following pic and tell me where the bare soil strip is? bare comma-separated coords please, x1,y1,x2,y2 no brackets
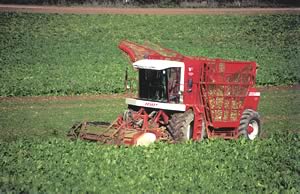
0,4,299,15
0,93,135,103
257,84,300,92
0,85,298,103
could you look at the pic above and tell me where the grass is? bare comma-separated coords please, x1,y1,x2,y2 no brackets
259,88,300,135
0,13,299,96
0,87,299,141
0,96,126,141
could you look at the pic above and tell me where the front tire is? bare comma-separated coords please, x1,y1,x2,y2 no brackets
168,109,194,142
238,109,261,140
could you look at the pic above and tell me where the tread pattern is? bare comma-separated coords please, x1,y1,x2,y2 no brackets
167,109,194,142
238,109,261,139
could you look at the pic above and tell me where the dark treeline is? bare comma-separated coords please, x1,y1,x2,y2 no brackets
0,0,299,7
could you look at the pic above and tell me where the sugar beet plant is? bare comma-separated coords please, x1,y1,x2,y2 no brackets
0,132,299,193
0,13,299,96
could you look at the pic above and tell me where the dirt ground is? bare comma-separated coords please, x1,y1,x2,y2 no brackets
0,4,299,15
0,93,133,103
0,85,298,103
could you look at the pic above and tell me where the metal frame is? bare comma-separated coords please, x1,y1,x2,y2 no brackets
69,40,261,145
119,40,260,141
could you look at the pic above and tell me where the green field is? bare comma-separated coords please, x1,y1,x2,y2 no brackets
0,12,299,193
0,88,299,192
0,13,299,96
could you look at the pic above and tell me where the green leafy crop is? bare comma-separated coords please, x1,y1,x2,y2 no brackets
0,134,299,193
0,13,299,96
0,88,299,193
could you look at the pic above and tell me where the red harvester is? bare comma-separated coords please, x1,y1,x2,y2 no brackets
68,40,261,145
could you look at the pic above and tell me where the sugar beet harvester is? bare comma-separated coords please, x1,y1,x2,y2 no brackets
68,40,261,146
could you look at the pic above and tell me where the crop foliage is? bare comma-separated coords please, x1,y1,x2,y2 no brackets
0,13,299,96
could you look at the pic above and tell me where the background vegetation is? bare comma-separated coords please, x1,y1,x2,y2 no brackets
0,0,298,8
0,13,299,96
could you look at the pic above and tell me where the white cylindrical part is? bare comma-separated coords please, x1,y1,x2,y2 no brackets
136,132,157,146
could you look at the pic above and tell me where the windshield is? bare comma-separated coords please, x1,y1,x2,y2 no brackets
139,68,181,103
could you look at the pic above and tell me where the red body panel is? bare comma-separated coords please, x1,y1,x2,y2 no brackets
119,40,260,140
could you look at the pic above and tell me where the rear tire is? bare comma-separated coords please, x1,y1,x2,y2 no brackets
238,109,261,140
168,109,194,142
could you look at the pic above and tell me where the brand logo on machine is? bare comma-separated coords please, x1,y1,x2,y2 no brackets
144,102,158,107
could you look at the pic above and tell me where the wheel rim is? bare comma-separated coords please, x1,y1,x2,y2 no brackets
247,125,254,134
186,124,191,139
247,120,259,140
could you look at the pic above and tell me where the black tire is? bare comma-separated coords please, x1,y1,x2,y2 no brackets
238,109,261,140
168,109,194,142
